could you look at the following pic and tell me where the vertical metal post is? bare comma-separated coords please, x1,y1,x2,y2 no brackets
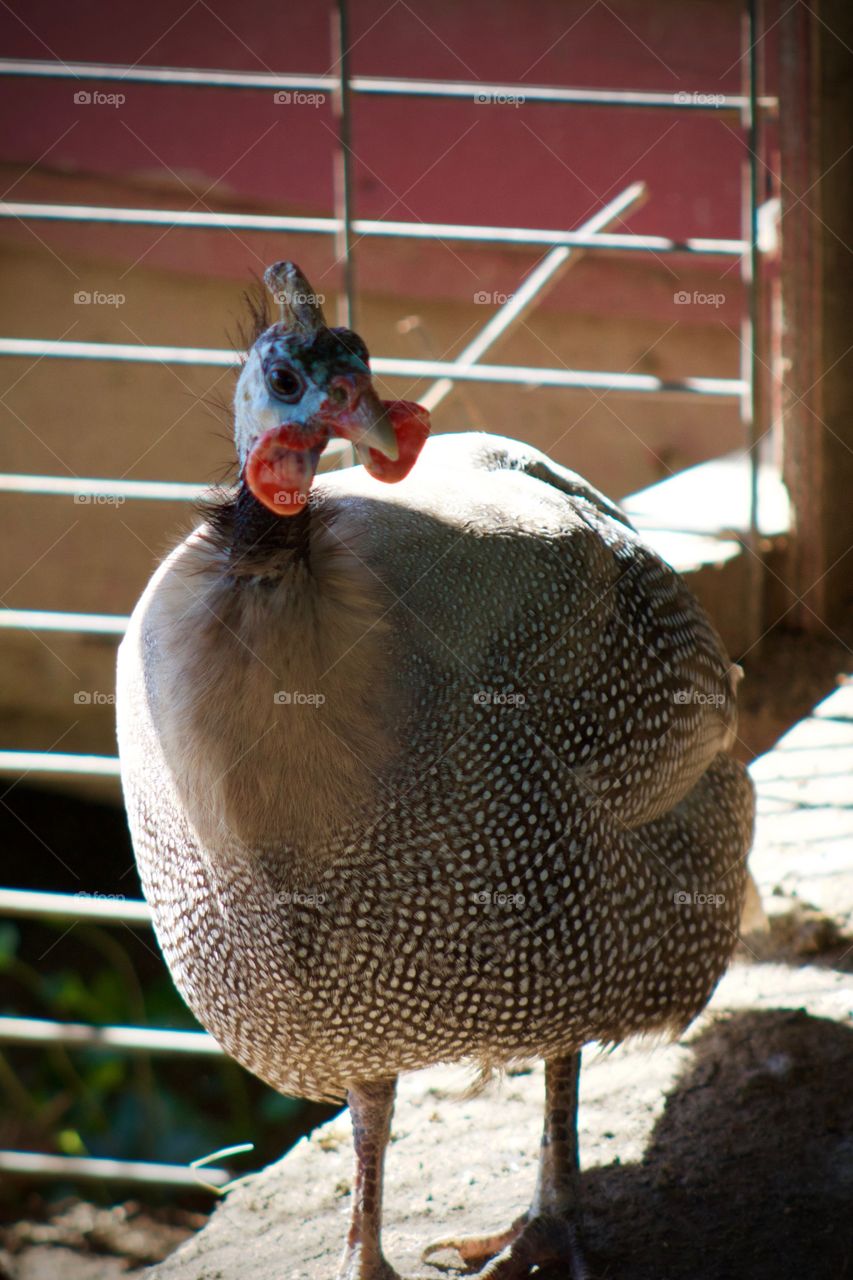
331,0,356,328
746,0,761,549
740,0,764,650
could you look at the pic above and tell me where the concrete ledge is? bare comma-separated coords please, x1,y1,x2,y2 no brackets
749,679,853,946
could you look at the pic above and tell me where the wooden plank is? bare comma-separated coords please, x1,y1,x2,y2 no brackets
778,1,853,630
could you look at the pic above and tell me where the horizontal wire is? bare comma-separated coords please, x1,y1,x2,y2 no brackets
0,338,746,396
0,1149,229,1187
0,58,778,113
0,200,746,254
0,1014,220,1055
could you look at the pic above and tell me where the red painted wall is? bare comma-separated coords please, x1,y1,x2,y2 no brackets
0,0,754,317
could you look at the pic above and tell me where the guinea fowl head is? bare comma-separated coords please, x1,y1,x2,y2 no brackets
234,261,430,516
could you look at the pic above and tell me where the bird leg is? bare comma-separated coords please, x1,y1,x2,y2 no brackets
337,1076,401,1280
423,1052,589,1279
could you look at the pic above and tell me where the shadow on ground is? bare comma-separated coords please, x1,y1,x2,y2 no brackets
572,1009,853,1280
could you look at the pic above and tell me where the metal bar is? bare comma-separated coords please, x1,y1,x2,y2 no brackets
0,886,148,923
746,0,762,549
0,202,338,234
380,362,745,397
0,751,121,776
0,1149,229,1188
0,337,237,366
0,471,208,500
331,0,356,326
421,182,646,412
0,1015,220,1056
0,338,745,396
0,450,351,500
0,201,746,254
738,0,765,654
0,58,778,112
0,608,128,633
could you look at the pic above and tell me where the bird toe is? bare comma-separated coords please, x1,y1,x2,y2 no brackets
424,1213,588,1280
422,1213,527,1269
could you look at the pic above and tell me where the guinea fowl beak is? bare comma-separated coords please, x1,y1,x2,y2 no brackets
352,398,431,483
325,376,399,463
323,370,430,483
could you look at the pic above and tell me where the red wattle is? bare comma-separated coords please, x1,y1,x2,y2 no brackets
363,400,431,483
244,424,328,516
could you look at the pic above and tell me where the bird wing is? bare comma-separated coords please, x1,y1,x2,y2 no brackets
441,431,637,532
321,431,741,831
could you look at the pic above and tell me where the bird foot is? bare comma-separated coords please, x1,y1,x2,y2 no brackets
422,1212,589,1280
422,1214,528,1270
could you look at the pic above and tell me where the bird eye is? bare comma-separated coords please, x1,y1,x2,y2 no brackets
266,365,304,402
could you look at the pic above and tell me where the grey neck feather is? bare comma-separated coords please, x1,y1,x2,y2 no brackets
202,482,313,579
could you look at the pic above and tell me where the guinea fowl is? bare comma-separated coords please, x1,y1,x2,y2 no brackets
117,261,754,1280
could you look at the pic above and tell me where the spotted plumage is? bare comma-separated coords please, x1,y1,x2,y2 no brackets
117,264,753,1280
118,431,752,1104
